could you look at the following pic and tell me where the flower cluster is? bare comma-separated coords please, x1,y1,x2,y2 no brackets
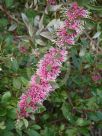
37,48,67,81
92,74,102,82
47,0,56,5
18,75,53,117
18,2,89,118
19,46,27,54
18,48,67,117
56,2,89,47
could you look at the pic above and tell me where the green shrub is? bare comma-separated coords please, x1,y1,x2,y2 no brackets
0,0,102,135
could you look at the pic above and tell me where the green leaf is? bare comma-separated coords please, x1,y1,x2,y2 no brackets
65,128,78,136
16,120,23,130
93,32,101,39
35,38,46,46
35,76,41,84
6,120,15,130
23,118,29,128
49,4,62,12
11,59,19,72
5,0,14,8
0,18,8,26
35,105,46,113
26,107,33,113
77,0,89,6
61,102,75,123
32,125,41,130
0,122,6,130
86,97,98,110
13,78,21,89
75,118,90,126
43,127,56,136
85,53,94,64
49,81,59,90
26,97,31,104
21,13,29,27
40,31,54,41
79,128,90,136
8,23,17,31
0,109,6,116
1,92,11,103
96,112,102,120
67,29,76,34
86,4,102,11
27,129,41,136
3,131,14,136
88,112,99,121
96,64,102,69
47,64,52,72
20,77,28,86
7,108,16,119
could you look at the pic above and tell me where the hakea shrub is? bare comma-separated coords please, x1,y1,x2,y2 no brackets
17,2,89,118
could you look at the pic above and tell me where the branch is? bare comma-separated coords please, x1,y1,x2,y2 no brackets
0,4,20,24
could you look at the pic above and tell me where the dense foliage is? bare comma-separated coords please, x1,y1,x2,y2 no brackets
0,0,102,136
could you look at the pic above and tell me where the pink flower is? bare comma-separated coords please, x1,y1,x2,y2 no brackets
18,75,53,117
30,75,53,92
46,47,67,62
47,0,56,5
92,74,101,81
19,46,27,54
37,58,61,81
18,48,67,117
56,2,89,47
17,2,89,118
56,37,75,46
56,27,75,46
37,48,67,81
65,20,84,34
66,2,89,21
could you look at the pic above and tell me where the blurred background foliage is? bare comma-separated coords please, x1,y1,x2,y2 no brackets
0,0,102,136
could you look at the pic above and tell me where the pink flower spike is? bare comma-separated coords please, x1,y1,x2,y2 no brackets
17,2,89,118
18,75,53,117
56,2,89,47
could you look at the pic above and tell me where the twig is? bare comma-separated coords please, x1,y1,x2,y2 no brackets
50,118,66,124
0,4,21,24
67,95,74,107
90,128,95,136
83,30,94,44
